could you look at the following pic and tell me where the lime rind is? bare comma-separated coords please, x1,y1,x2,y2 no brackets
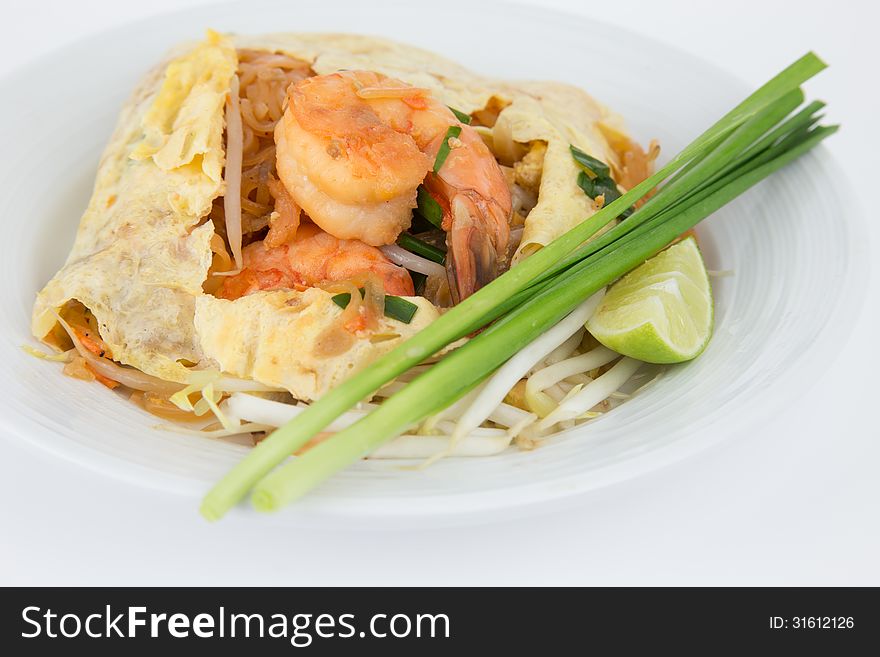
586,237,714,364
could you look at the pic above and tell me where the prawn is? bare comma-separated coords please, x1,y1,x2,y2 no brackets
275,70,511,302
217,222,414,300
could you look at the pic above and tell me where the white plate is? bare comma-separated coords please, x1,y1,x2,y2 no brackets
0,0,867,521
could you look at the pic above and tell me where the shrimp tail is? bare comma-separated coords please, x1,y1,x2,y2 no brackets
446,194,510,303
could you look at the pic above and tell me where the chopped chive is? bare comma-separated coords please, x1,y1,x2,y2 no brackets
411,271,428,296
397,233,446,264
383,296,419,323
576,171,621,201
572,144,634,218
409,212,435,234
415,185,443,228
448,106,472,124
331,292,351,308
331,289,419,324
576,171,633,218
570,144,611,178
433,125,462,173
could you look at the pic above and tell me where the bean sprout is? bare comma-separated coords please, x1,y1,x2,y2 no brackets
446,291,604,450
539,358,642,429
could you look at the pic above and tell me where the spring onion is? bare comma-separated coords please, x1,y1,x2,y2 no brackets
200,52,832,520
411,271,428,296
571,145,633,216
331,289,419,324
396,233,446,264
415,185,444,228
570,144,611,178
448,106,473,124
577,171,629,212
433,125,463,173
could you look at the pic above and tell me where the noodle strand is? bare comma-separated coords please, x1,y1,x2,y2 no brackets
224,74,244,269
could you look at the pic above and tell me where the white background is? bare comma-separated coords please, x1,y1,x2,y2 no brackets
1,0,877,585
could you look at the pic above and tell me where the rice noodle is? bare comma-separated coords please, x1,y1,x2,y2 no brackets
264,179,301,248
324,280,363,332
489,111,525,166
224,74,244,269
234,51,310,216
208,50,313,281
362,274,386,331
380,244,447,278
131,391,204,423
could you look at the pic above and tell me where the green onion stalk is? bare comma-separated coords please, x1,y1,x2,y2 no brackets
201,53,832,520
396,233,446,264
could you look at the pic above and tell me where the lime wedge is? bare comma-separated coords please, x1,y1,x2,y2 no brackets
586,237,713,363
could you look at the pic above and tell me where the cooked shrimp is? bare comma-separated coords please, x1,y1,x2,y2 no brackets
217,222,414,300
275,70,511,302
